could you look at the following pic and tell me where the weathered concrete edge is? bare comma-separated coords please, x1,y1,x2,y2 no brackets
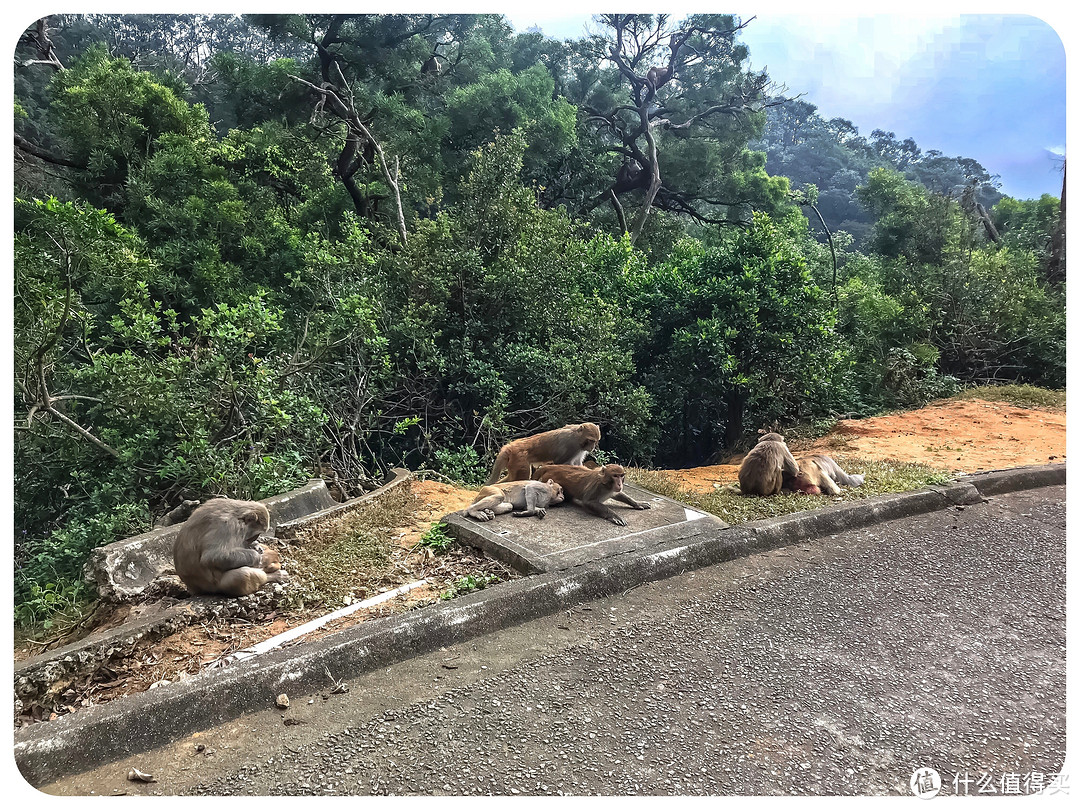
274,468,413,539
16,470,413,701
15,465,1065,786
957,462,1065,496
441,513,547,574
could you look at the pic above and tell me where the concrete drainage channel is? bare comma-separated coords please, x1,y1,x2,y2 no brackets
13,463,1065,787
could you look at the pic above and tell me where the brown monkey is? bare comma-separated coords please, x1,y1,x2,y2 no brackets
533,463,652,526
737,432,801,496
783,455,865,496
462,479,565,522
173,499,287,597
645,64,673,92
486,422,602,484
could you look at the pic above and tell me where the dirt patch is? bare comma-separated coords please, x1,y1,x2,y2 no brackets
659,399,1065,495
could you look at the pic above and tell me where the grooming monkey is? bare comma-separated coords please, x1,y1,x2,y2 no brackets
461,479,565,521
532,463,652,526
173,499,287,597
737,432,801,496
486,422,601,484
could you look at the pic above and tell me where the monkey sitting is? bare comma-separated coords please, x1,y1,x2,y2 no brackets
782,455,865,496
486,422,601,484
461,479,565,522
173,499,288,597
737,432,801,496
532,463,652,526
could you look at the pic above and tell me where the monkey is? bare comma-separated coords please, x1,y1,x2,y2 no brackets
737,432,801,496
486,422,602,485
244,536,283,574
461,479,565,522
421,54,441,75
782,455,865,496
783,473,821,496
532,463,652,527
645,64,672,92
172,499,288,597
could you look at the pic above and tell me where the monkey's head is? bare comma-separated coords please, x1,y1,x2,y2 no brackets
757,432,786,444
600,464,627,493
575,422,602,451
239,503,271,541
787,474,820,496
543,479,566,505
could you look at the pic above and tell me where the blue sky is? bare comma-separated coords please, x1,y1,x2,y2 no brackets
503,10,1067,200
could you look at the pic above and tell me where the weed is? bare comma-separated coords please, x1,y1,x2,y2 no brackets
439,573,500,600
418,523,456,555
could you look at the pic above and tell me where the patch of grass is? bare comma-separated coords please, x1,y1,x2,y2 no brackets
284,488,415,610
952,384,1065,410
629,458,952,526
439,573,501,600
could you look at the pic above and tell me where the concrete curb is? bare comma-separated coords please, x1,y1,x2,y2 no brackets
14,463,1065,786
15,470,413,708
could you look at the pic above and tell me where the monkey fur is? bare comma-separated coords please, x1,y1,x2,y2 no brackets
737,432,802,496
462,479,565,521
173,499,287,597
486,422,602,484
783,455,865,496
532,463,652,526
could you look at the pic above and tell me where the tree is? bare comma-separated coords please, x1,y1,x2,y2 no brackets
577,13,789,242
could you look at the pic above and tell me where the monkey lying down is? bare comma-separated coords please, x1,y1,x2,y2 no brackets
173,498,288,597
461,479,565,521
738,432,864,497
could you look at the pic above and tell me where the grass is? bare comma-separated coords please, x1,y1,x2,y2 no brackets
284,487,415,610
629,457,952,526
951,383,1065,410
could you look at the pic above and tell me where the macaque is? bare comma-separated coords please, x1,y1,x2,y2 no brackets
532,463,652,527
783,455,865,496
462,479,565,522
486,422,602,484
737,432,801,496
645,64,672,91
173,499,287,597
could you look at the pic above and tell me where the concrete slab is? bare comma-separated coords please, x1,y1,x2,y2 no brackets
442,483,726,572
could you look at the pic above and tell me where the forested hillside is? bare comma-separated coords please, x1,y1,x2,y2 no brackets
13,14,1065,626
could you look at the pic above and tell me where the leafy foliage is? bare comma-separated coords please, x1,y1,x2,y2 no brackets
11,13,1064,628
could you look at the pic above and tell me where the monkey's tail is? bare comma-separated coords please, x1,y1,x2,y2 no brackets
485,450,509,486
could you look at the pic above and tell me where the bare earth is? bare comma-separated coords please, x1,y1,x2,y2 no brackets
637,398,1065,495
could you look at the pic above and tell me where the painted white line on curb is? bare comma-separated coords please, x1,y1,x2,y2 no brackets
222,579,429,665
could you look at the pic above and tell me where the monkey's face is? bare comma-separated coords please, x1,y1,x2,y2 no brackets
544,480,566,505
241,505,271,541
578,422,601,451
602,464,626,493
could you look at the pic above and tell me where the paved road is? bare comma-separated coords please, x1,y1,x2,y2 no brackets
43,486,1066,797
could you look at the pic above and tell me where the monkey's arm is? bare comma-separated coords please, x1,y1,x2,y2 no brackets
611,492,652,510
780,448,801,477
201,545,264,571
579,500,627,526
512,485,546,518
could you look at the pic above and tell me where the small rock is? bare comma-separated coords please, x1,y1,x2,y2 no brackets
276,693,290,709
127,768,156,783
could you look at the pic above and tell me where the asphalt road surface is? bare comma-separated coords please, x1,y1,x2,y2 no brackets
42,485,1066,797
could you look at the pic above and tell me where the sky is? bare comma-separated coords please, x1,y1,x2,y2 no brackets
503,7,1068,201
